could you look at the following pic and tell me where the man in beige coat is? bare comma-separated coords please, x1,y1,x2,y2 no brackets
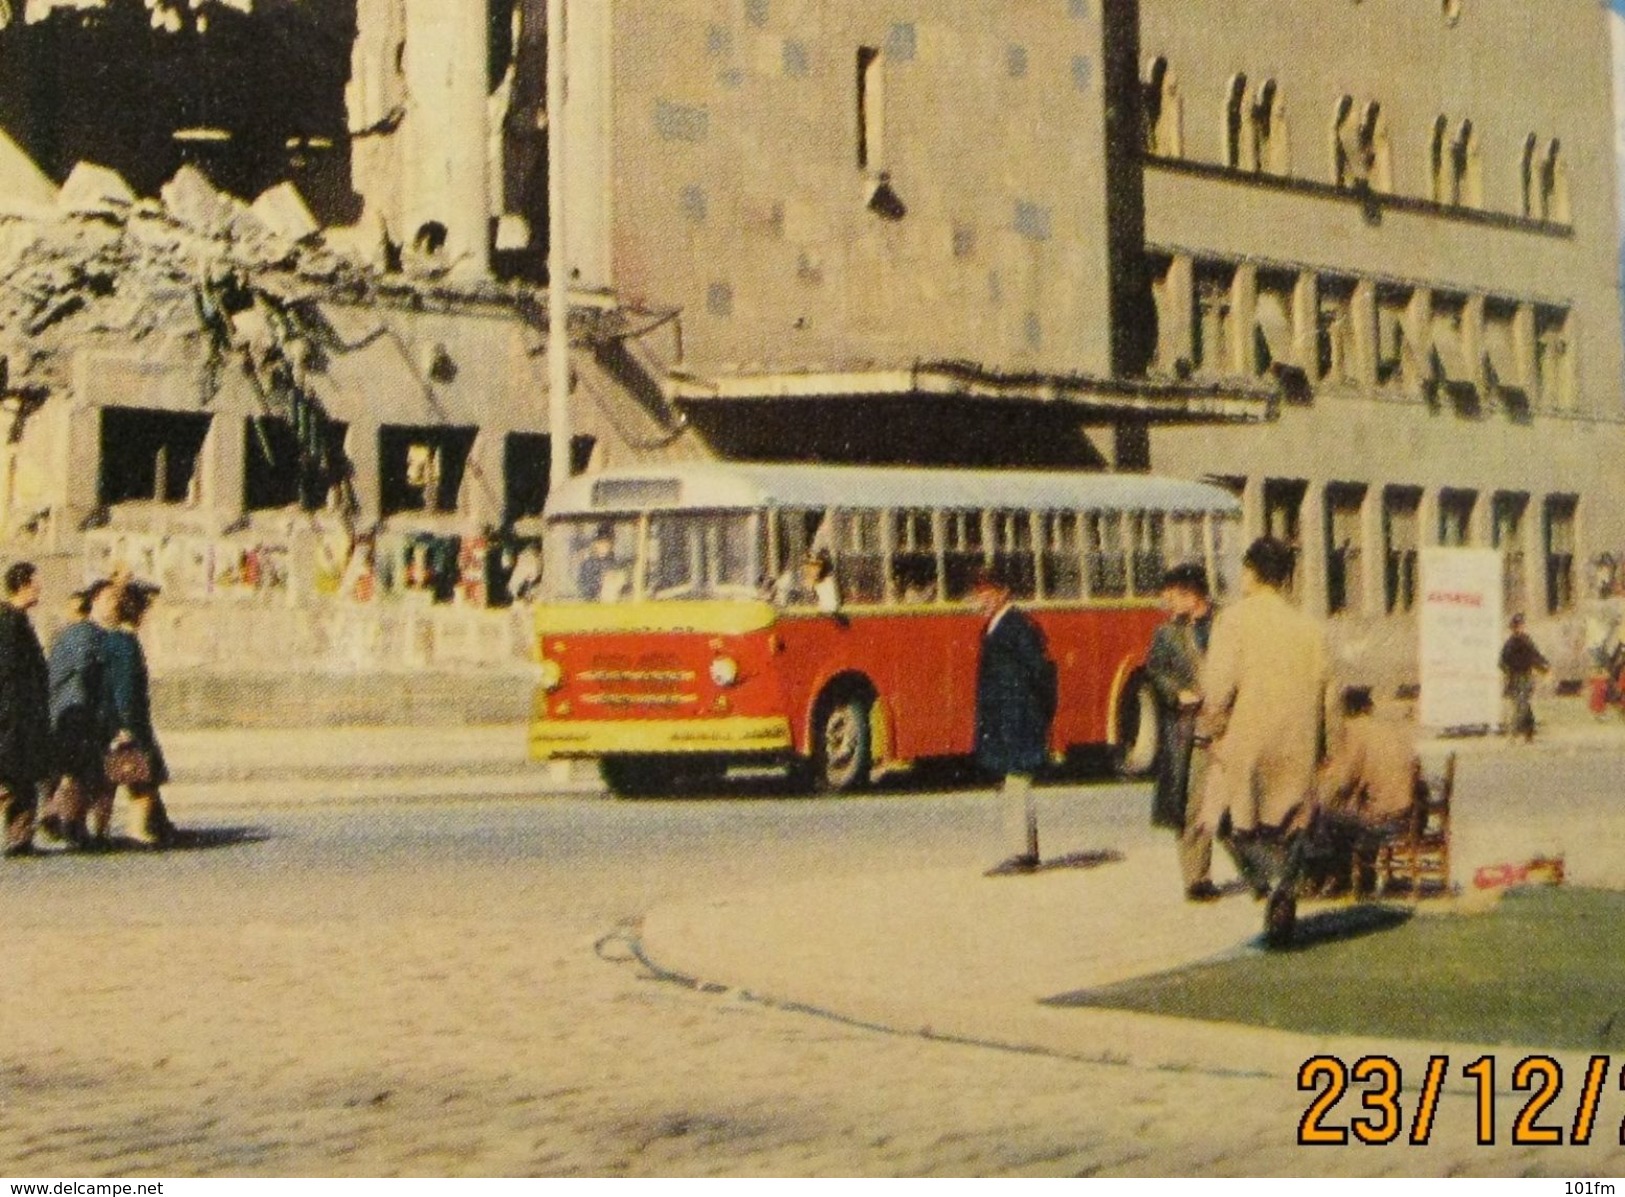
1194,537,1332,917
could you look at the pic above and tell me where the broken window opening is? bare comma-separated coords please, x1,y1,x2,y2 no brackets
1251,78,1287,175
1224,74,1250,169
1262,479,1305,599
1253,269,1300,378
1438,488,1477,547
1482,298,1524,400
245,415,352,513
1142,56,1182,157
1316,277,1358,384
1374,284,1415,388
503,432,596,525
1428,293,1474,400
1193,261,1237,376
1430,116,1452,203
1325,482,1366,617
1544,495,1578,615
1492,492,1529,616
1332,95,1358,187
1451,119,1482,207
1359,102,1391,192
1521,133,1539,218
380,424,479,517
1534,306,1575,411
98,408,211,507
1382,486,1422,615
856,47,883,172
1540,139,1570,224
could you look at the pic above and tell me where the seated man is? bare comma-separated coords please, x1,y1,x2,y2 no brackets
773,550,841,613
1304,685,1420,895
576,525,627,602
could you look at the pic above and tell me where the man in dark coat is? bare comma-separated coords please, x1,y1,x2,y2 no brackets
0,562,53,857
972,563,1057,871
1145,562,1225,900
1500,613,1549,742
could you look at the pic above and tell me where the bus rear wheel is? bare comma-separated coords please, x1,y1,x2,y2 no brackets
1113,675,1160,779
812,694,873,793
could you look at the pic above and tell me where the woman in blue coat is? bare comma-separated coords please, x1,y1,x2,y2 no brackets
101,582,174,847
40,579,117,846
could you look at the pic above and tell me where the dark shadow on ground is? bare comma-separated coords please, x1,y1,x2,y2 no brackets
1251,902,1414,953
1035,888,1625,1052
42,827,273,855
985,849,1125,878
613,751,1133,802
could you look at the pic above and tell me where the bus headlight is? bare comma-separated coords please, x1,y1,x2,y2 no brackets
539,658,564,691
709,655,740,687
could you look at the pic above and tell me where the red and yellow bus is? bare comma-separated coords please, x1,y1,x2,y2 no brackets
530,463,1241,795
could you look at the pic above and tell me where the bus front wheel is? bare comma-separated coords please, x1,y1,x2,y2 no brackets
600,755,669,798
1113,676,1160,779
812,694,873,792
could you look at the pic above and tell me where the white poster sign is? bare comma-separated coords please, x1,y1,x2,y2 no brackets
1418,547,1504,730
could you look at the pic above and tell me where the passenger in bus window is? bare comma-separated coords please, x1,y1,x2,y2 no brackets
576,525,626,602
893,558,936,606
773,550,841,613
972,563,1058,872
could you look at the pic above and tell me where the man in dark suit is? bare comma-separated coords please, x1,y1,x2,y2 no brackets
972,563,1057,871
0,562,52,857
1146,562,1224,900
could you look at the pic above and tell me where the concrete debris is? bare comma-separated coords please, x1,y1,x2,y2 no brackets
0,132,56,218
0,156,555,399
57,162,136,216
250,183,319,244
160,164,240,236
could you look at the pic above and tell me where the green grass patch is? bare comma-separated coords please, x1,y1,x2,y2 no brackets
1052,888,1625,1051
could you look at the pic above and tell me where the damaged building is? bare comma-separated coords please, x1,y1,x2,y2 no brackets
0,0,1620,710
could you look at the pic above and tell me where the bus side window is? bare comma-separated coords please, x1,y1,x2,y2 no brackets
1087,511,1128,597
1131,511,1166,595
1041,512,1083,600
769,508,825,602
836,510,885,605
992,510,1037,599
943,509,985,600
891,510,939,604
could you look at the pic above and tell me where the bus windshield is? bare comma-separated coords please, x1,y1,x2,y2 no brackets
546,512,761,602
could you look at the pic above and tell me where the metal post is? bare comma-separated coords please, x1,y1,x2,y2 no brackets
546,0,572,492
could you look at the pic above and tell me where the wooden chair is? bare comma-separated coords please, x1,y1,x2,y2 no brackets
1371,752,1455,897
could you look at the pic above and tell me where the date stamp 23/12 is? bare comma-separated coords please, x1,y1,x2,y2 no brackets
1298,1055,1625,1148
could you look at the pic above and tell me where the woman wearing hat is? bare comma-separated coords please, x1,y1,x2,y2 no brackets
101,582,176,847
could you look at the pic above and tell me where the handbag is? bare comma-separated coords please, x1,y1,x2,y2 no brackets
104,741,153,787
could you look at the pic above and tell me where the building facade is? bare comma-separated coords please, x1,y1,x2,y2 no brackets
0,0,1619,699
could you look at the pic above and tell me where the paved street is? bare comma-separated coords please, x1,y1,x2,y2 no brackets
1,747,1622,1176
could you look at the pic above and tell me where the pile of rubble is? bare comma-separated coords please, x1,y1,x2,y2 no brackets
0,161,542,399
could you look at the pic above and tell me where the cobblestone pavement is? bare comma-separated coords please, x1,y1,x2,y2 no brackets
0,760,1620,1177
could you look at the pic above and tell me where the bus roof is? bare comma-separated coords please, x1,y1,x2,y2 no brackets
548,463,1242,517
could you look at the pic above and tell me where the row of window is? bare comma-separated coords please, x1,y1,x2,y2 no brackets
95,408,592,526
1250,478,1576,618
768,506,1230,606
1148,254,1575,408
1143,61,1570,224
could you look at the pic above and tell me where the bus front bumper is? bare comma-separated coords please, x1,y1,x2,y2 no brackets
529,716,794,760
